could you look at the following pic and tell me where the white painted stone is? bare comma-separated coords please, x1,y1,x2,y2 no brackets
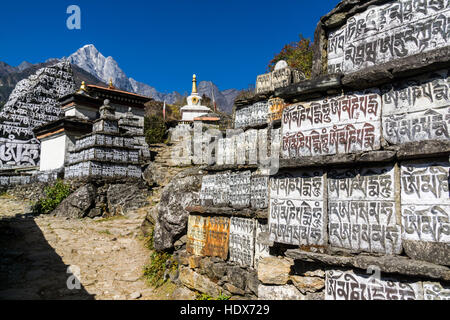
281,90,381,158
234,101,268,129
256,73,273,94
235,132,247,165
328,165,402,254
325,270,423,300
225,137,236,165
401,161,450,243
327,1,450,73
216,138,226,166
254,221,271,268
274,60,288,70
213,172,231,207
423,282,450,300
272,67,292,90
258,284,304,300
229,171,251,208
229,217,256,267
250,175,269,209
269,169,326,246
382,70,450,144
246,129,258,165
200,175,216,207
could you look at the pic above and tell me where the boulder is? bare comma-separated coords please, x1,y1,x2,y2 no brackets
141,205,159,236
227,266,247,290
258,256,293,285
245,271,260,295
107,183,149,216
257,284,304,300
171,286,197,300
143,163,167,187
179,266,229,298
153,168,203,251
290,276,325,293
52,184,96,219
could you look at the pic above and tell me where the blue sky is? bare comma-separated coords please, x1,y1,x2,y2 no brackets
0,0,339,93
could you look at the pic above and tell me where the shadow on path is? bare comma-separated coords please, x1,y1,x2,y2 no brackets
0,212,95,300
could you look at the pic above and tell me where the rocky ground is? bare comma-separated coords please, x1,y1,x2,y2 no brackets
0,194,176,300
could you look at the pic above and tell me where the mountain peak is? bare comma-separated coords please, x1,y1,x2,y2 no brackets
80,44,99,51
17,61,33,72
66,44,240,113
68,44,133,92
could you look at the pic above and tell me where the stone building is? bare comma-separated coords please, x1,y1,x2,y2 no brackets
34,81,151,174
64,98,148,179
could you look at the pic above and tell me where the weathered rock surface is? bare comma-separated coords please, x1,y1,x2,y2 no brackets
49,180,150,219
290,276,325,293
143,162,171,187
153,167,203,251
53,184,96,219
403,241,450,267
285,249,450,281
170,286,197,300
257,256,293,285
257,284,304,300
106,183,149,216
179,266,229,297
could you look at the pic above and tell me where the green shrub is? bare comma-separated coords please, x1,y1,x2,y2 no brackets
143,228,178,288
144,115,167,144
196,292,231,300
33,180,71,214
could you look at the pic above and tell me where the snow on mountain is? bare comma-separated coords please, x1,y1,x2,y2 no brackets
68,44,133,92
67,44,239,113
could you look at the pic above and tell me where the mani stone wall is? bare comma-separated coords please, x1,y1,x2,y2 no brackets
65,103,147,180
172,0,450,300
0,61,75,169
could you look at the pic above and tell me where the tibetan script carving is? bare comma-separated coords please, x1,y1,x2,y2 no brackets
268,98,286,122
251,175,269,209
204,216,230,260
281,90,381,158
401,161,450,243
325,270,422,300
187,215,230,259
229,171,251,208
229,217,256,267
186,215,208,256
328,0,450,73
382,69,450,144
0,62,75,168
269,169,326,246
200,175,216,207
235,101,268,129
328,165,402,254
255,221,271,268
423,282,450,300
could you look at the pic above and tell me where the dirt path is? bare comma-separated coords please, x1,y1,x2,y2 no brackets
0,194,172,300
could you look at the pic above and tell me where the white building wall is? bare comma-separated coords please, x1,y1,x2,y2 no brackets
64,105,98,120
39,134,67,171
182,110,209,121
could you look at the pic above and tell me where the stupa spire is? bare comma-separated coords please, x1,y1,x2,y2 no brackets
192,74,198,94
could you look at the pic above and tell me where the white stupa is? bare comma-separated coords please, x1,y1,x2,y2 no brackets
180,74,212,122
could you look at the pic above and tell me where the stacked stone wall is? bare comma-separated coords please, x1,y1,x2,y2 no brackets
172,0,450,300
